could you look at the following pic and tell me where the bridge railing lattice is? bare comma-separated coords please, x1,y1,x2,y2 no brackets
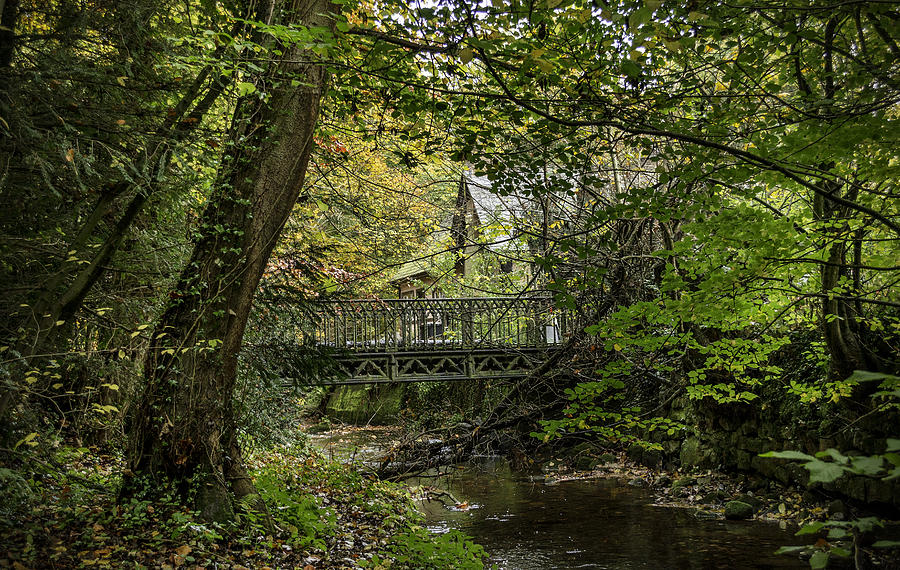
301,296,569,353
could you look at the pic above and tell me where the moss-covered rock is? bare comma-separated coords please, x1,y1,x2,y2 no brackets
700,491,725,504
574,455,597,471
641,448,662,467
680,437,713,467
724,500,755,520
732,493,764,511
598,453,617,465
626,443,644,463
672,476,696,490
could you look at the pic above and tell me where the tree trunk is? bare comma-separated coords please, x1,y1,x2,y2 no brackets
814,183,875,380
0,0,18,68
126,0,336,521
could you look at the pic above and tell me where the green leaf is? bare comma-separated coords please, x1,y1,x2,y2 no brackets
872,540,900,548
237,81,257,96
629,7,652,28
621,60,641,78
13,432,39,450
760,450,815,461
853,517,882,533
806,460,846,484
816,448,849,465
886,439,900,452
849,455,883,476
795,521,825,536
847,370,899,383
809,550,829,570
535,58,554,73
830,547,851,558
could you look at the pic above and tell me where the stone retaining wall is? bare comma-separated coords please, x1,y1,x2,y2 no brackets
628,395,900,510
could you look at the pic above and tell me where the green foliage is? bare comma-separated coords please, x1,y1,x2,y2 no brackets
363,526,488,570
535,376,685,445
330,0,900,454
253,473,336,550
760,448,885,485
763,372,900,485
245,448,488,568
0,467,35,523
2,441,488,568
776,517,887,569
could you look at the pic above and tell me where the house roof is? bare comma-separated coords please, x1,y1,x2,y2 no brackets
464,173,532,227
390,259,431,283
389,168,586,283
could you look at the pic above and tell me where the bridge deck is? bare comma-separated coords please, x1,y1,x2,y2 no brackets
291,296,571,385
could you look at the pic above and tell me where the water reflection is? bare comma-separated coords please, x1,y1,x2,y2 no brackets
416,458,806,569
309,430,807,569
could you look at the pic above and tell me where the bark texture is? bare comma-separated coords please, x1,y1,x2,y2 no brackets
127,0,336,521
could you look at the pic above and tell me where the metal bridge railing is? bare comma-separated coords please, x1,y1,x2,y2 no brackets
301,296,570,352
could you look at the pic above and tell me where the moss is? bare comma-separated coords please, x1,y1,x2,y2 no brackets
324,385,405,425
724,500,754,520
671,476,696,490
680,437,713,467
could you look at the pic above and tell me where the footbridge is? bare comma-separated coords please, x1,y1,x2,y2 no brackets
291,296,572,386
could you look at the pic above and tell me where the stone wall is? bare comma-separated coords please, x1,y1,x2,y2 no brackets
628,395,900,511
323,384,405,425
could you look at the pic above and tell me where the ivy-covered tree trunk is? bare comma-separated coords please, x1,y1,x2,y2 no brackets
815,185,881,380
127,0,336,521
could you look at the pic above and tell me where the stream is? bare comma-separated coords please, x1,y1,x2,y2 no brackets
310,427,808,569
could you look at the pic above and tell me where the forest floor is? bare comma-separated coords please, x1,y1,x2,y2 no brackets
0,442,486,570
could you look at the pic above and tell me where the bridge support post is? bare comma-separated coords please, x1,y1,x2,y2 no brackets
463,307,474,346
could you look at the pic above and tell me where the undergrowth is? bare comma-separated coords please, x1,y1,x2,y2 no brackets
0,442,489,569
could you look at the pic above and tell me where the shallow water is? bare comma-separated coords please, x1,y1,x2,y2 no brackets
416,457,807,569
310,429,807,569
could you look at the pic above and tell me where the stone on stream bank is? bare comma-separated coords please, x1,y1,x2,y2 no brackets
733,493,765,511
558,443,619,472
724,500,756,520
672,476,696,490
